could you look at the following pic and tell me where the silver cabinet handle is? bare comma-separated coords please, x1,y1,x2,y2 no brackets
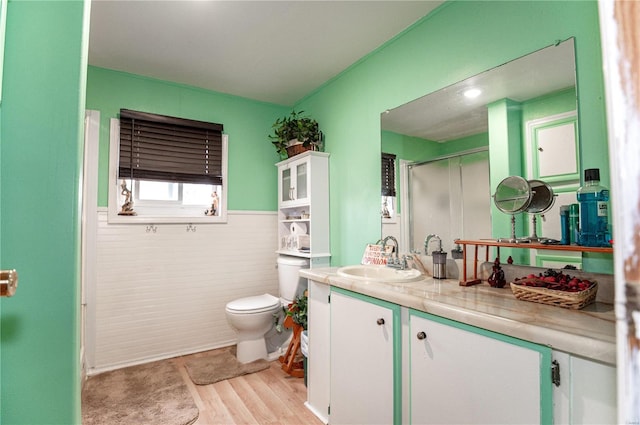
0,269,18,297
377,318,385,325
417,331,427,340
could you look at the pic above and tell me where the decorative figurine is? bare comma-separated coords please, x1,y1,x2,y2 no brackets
381,199,391,218
205,191,219,216
488,257,506,288
118,179,137,216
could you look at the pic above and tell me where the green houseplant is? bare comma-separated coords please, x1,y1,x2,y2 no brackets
270,110,322,158
285,292,308,330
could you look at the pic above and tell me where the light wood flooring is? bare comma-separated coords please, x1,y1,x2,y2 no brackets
172,350,324,425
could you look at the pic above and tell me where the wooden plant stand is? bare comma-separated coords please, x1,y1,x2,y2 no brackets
278,315,304,378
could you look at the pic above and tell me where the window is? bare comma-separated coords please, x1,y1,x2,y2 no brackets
108,110,228,223
381,152,397,220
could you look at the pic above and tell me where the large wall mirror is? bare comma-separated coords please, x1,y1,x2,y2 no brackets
381,38,578,266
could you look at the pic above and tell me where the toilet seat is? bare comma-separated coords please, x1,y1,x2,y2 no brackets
226,294,280,314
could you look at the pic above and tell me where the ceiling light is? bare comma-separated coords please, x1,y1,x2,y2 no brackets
464,88,482,99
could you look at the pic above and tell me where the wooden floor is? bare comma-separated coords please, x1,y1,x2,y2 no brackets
172,350,324,425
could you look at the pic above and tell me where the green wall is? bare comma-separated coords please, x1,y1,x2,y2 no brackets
296,0,607,266
1,1,88,423
86,67,289,210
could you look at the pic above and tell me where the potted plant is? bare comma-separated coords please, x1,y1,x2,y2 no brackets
270,110,323,158
285,292,308,330
278,291,308,378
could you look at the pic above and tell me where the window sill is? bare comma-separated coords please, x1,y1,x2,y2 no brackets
107,212,227,224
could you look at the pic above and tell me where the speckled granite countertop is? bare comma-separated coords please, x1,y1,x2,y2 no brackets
300,267,616,366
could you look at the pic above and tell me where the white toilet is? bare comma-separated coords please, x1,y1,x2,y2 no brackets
225,255,309,363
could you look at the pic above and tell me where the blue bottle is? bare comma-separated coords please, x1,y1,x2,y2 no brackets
577,168,610,247
559,205,570,245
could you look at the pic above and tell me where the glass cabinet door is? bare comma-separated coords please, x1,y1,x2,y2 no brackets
281,167,293,203
296,161,308,201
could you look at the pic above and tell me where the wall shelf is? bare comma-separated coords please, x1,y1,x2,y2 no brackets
454,239,613,285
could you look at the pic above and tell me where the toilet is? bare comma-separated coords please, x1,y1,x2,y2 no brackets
225,255,309,363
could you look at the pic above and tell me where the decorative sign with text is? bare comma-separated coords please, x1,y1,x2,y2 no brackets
361,244,393,265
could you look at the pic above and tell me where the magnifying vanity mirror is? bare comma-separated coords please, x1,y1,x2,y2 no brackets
524,179,556,242
493,176,531,243
381,38,576,256
493,176,556,243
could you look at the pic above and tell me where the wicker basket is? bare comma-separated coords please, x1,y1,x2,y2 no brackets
286,143,313,158
510,280,598,310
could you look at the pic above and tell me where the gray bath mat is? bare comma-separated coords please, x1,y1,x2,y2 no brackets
82,360,199,425
184,346,270,385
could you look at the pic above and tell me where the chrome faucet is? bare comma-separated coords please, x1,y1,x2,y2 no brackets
424,234,442,255
381,235,405,269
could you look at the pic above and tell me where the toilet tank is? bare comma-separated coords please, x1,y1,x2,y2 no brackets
277,255,309,304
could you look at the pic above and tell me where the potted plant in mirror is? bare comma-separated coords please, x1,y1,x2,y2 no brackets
270,110,323,159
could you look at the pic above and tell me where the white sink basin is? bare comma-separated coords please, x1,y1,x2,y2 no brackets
336,265,423,283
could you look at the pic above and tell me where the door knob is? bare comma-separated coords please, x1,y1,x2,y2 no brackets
376,318,385,325
417,331,427,340
0,269,18,297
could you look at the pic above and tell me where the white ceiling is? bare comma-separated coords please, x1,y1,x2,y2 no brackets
89,0,444,106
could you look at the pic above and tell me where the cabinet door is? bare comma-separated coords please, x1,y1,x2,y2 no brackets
280,165,294,203
553,351,617,425
306,280,330,423
410,310,552,424
278,157,310,206
527,112,579,183
330,289,400,425
293,159,308,202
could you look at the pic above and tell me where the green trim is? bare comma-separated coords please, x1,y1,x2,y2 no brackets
331,287,402,425
535,254,582,269
409,309,553,424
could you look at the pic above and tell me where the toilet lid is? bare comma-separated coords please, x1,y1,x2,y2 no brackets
226,294,280,313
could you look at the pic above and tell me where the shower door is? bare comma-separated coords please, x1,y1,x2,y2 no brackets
408,150,491,256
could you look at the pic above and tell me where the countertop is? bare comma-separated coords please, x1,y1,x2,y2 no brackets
300,267,616,366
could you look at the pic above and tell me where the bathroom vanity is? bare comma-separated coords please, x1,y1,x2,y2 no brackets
302,267,616,425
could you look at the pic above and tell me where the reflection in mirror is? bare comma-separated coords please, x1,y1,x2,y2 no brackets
408,150,491,255
493,176,556,243
381,38,577,268
494,175,532,243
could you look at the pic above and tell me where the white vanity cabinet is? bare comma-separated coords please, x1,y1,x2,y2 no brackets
552,350,617,424
409,309,553,424
329,288,401,425
276,151,330,266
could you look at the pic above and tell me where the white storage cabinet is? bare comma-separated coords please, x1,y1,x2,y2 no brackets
276,151,330,267
409,309,553,424
330,288,401,425
552,350,616,424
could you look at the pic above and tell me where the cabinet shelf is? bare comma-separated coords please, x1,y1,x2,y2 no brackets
454,239,613,285
280,218,311,223
276,249,331,259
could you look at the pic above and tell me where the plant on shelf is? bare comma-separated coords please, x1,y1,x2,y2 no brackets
270,110,322,158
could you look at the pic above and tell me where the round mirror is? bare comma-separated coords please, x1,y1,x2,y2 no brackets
524,179,556,242
527,179,555,214
493,176,532,214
